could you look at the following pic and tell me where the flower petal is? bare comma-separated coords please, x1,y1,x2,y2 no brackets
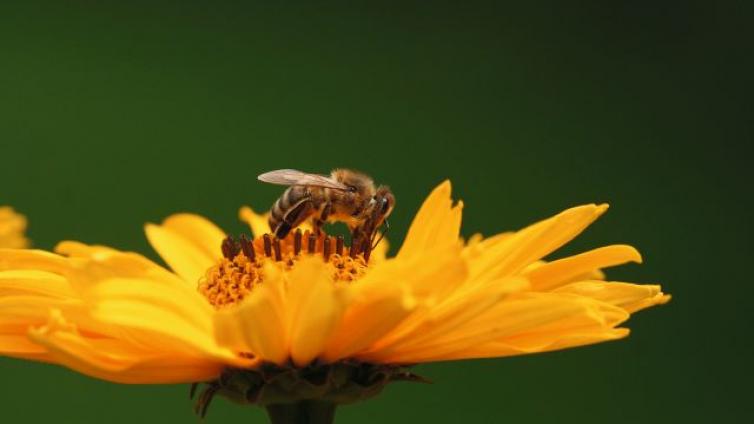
214,279,288,365
85,277,244,366
525,245,642,291
285,258,345,367
0,249,72,275
161,214,226,260
468,204,609,283
0,207,29,249
0,334,49,361
55,241,184,287
28,309,224,384
553,280,671,313
144,223,215,285
371,292,628,363
322,284,416,362
364,277,528,360
397,180,463,259
0,269,75,298
239,206,273,238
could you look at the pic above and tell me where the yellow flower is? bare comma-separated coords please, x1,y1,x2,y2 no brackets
0,207,29,249
0,182,668,418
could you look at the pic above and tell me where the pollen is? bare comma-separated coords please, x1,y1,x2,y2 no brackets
199,229,370,308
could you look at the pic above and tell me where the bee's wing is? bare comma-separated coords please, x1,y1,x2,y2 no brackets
257,169,350,191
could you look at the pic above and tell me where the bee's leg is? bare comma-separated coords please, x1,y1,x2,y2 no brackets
313,202,332,236
349,226,364,257
275,198,313,239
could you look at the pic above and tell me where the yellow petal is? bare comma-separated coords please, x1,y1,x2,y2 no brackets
468,204,609,283
0,207,29,249
442,328,630,361
525,245,642,291
214,281,288,365
0,270,75,298
161,214,226,260
370,293,628,363
54,241,120,258
0,334,49,361
285,258,345,367
28,310,223,384
0,249,72,275
55,241,185,287
397,180,463,259
365,277,528,359
553,280,671,313
144,223,216,285
0,295,113,358
322,284,416,362
85,277,244,365
239,206,273,237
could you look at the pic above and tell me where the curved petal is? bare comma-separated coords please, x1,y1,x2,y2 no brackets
285,258,345,367
0,270,75,298
553,280,670,313
467,204,609,283
214,278,288,365
525,245,642,291
322,284,416,362
85,277,245,366
397,180,463,259
161,214,226,260
144,223,216,285
55,241,185,287
367,293,628,363
0,334,49,361
28,310,224,384
0,249,72,275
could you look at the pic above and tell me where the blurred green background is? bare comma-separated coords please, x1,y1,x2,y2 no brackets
1,1,751,423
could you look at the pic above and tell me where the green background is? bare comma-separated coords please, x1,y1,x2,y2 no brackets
1,1,751,422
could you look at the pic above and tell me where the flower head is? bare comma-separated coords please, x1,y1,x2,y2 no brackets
0,182,668,418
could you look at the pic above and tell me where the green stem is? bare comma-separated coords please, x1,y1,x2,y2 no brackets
265,401,337,424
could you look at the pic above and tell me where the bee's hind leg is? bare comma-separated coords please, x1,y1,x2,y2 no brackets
276,199,313,239
313,202,332,236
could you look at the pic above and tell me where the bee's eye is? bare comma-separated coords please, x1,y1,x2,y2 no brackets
347,186,357,193
380,198,390,214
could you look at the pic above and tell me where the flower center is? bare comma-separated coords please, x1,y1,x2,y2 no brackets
198,229,368,308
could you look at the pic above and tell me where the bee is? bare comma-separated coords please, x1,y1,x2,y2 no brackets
257,169,395,256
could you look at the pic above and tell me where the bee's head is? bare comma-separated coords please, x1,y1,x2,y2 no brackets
373,186,395,221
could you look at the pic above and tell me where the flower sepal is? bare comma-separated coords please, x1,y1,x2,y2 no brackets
192,361,428,419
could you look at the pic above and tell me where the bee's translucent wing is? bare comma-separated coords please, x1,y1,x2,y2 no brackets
257,169,350,190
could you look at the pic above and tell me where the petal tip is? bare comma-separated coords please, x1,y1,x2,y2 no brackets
623,245,643,264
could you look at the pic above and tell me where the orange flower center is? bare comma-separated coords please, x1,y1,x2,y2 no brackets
199,230,368,308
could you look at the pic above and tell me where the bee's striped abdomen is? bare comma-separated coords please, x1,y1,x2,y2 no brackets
268,186,309,237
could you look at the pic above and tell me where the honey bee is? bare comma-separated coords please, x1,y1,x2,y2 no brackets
257,169,395,256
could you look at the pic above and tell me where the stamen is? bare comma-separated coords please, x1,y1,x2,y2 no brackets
263,234,272,257
294,229,302,255
336,235,344,256
221,236,240,259
273,237,282,261
239,234,255,260
200,230,371,308
308,232,316,253
323,236,331,261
